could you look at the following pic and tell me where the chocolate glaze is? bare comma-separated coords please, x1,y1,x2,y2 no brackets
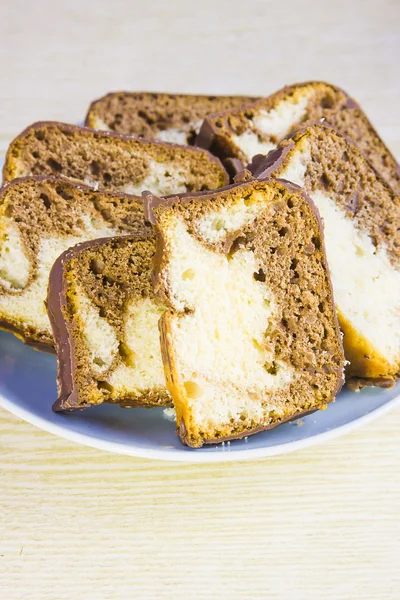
47,234,149,412
346,376,396,391
3,121,229,186
145,178,345,446
0,320,55,353
195,116,223,153
246,143,295,179
142,191,179,225
48,239,95,412
344,96,359,110
223,157,245,179
232,169,254,184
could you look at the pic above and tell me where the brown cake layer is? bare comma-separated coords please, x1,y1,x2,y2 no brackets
3,121,229,194
0,176,150,349
196,81,400,194
48,235,171,411
85,92,258,144
147,178,344,447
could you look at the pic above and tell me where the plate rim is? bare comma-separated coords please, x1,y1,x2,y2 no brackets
1,391,399,463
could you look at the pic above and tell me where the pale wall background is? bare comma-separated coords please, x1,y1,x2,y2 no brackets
0,1,399,599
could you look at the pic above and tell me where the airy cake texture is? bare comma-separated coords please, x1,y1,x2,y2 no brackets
3,122,229,194
48,235,170,411
85,92,258,144
0,176,150,349
197,81,400,194
147,179,344,447
248,123,400,386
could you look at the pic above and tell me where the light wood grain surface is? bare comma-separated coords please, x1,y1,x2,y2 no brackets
0,1,399,598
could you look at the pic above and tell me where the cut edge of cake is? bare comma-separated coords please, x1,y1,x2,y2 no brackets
85,91,259,144
0,175,150,350
3,121,229,194
47,235,171,412
247,122,400,387
196,81,400,194
145,178,345,447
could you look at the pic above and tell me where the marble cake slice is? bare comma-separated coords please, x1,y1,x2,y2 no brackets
48,235,170,411
146,178,344,448
248,122,400,387
3,121,229,194
196,81,400,194
0,176,150,350
85,91,258,145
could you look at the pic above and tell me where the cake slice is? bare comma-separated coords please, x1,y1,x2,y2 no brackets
85,92,258,144
248,123,400,386
3,121,229,193
146,179,344,447
0,176,150,350
197,81,400,194
48,235,170,411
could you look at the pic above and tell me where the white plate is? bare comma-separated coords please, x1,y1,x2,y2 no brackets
0,330,399,462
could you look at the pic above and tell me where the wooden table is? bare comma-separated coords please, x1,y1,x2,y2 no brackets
0,2,399,598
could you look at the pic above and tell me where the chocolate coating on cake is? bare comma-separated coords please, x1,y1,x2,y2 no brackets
0,319,55,353
47,238,110,411
48,235,144,412
346,377,396,391
247,144,295,179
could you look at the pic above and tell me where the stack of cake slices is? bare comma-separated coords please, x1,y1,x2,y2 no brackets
1,82,398,448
